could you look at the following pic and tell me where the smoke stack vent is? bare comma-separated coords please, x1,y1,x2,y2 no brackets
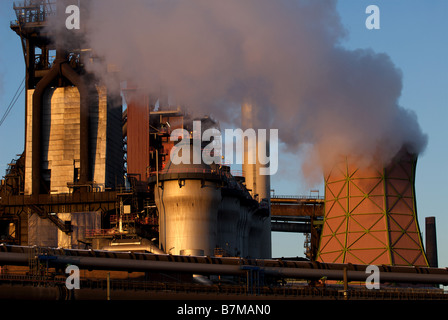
425,216,438,268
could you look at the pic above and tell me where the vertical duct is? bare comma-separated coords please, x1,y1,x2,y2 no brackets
425,216,438,268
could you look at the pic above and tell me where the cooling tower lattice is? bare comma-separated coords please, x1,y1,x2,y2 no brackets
317,150,428,267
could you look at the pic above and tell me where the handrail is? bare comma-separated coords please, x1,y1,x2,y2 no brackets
148,167,243,177
272,195,324,200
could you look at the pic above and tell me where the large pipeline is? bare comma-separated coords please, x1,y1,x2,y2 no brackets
0,245,447,285
101,243,166,255
271,222,310,233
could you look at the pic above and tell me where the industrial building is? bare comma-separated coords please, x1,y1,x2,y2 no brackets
0,0,445,301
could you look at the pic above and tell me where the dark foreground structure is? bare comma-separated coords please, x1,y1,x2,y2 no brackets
0,245,447,300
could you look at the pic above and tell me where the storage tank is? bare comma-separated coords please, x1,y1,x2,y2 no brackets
154,141,222,256
317,148,428,267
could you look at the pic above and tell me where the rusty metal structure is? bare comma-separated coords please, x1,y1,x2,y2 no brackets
271,195,324,260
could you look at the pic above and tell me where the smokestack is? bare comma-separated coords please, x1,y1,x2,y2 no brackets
241,101,271,203
425,216,438,268
241,101,271,259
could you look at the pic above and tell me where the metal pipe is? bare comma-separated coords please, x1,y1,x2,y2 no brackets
271,222,310,233
31,59,62,194
106,272,110,301
101,244,166,255
343,267,348,300
1,245,448,285
261,266,448,285
192,274,213,286
1,249,448,285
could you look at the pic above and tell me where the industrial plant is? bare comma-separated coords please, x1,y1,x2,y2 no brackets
0,0,446,301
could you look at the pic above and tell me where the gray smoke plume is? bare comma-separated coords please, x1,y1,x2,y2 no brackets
54,0,428,182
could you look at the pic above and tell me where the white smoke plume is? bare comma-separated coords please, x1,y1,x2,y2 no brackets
56,0,428,181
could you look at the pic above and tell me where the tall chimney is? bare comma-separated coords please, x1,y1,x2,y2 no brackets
425,216,438,268
241,100,271,259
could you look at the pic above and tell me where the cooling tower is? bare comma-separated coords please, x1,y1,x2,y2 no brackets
317,148,428,267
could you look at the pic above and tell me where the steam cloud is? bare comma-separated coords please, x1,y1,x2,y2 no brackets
56,0,428,182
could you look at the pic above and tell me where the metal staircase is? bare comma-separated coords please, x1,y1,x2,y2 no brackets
27,204,72,234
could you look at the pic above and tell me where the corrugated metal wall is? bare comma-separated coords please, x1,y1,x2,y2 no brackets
126,93,150,181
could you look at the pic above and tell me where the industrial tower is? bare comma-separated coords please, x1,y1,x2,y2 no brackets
7,0,123,248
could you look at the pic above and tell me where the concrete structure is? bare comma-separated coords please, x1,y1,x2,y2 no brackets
317,148,428,267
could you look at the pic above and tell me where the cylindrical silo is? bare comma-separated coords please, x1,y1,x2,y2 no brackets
154,141,222,256
317,148,428,267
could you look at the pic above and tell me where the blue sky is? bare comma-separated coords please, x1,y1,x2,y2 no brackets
0,1,447,267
